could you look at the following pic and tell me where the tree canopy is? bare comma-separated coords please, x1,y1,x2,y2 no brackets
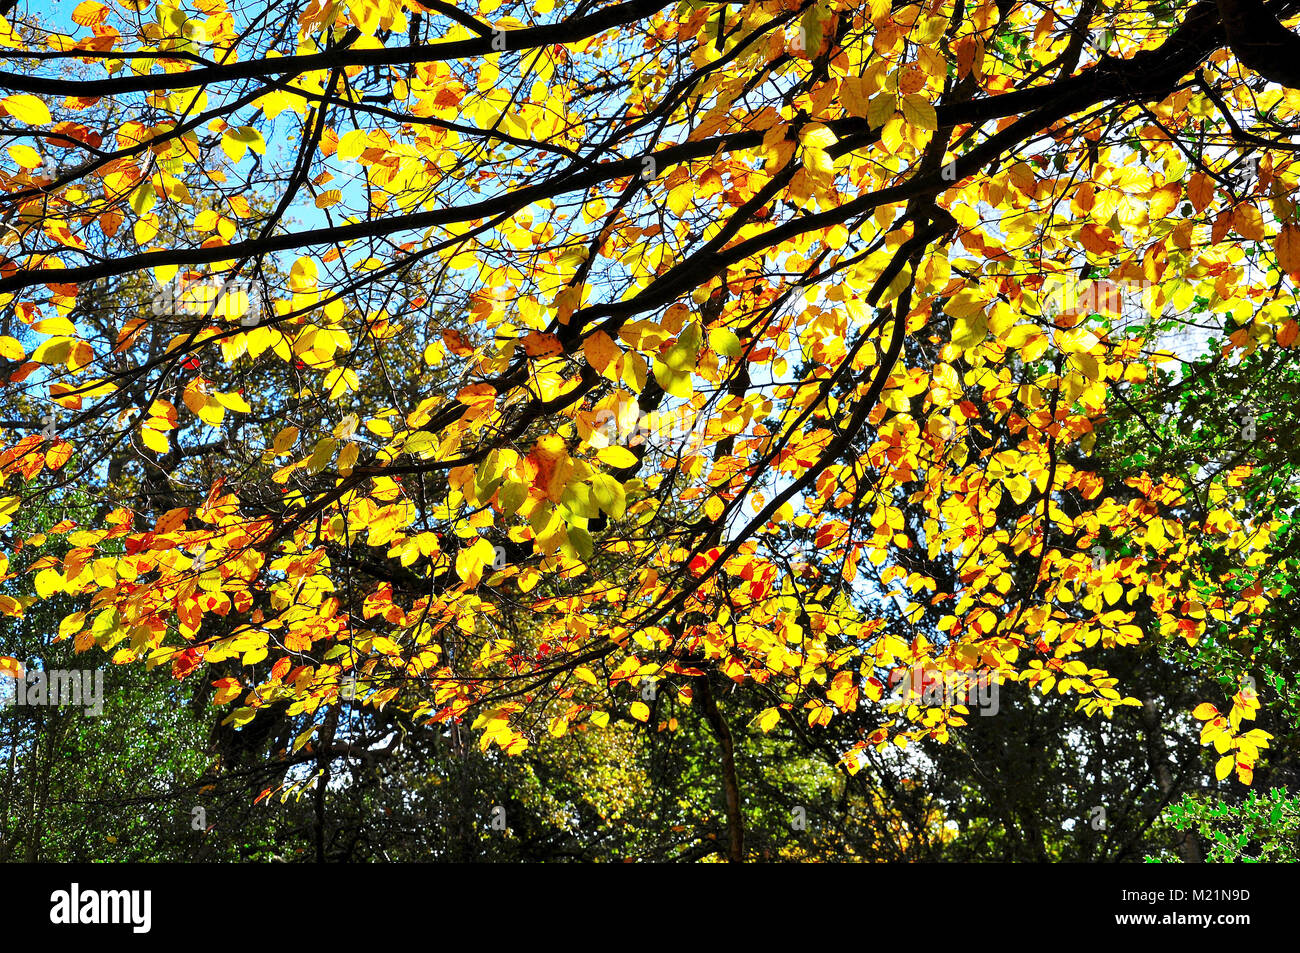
1,0,1300,861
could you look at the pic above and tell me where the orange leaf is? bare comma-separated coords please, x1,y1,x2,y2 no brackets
44,440,73,471
71,1,109,26
1187,172,1214,213
442,328,474,357
212,677,243,704
582,330,620,372
1233,204,1266,241
1279,319,1299,348
1078,224,1120,255
1276,225,1300,273
1148,182,1181,220
155,507,189,535
521,332,563,357
528,434,574,503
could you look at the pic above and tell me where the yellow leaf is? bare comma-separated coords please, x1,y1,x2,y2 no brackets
31,337,74,365
651,323,701,399
804,146,833,178
1216,754,1234,781
880,113,905,153
339,442,359,474
1233,204,1266,241
1279,319,1299,347
596,445,638,469
129,181,155,215
455,537,496,585
221,126,265,163
271,426,299,455
304,437,336,472
630,701,650,722
1069,351,1101,381
183,387,223,426
325,367,358,399
7,144,41,168
213,390,251,413
945,288,988,319
951,312,988,350
289,256,318,292
799,123,836,150
34,567,64,598
709,327,742,358
140,428,169,454
1005,475,1032,505
840,77,869,119
755,707,781,732
3,94,50,125
900,93,937,131
867,93,895,130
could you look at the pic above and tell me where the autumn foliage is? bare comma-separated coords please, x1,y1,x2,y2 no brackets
1,0,1299,856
